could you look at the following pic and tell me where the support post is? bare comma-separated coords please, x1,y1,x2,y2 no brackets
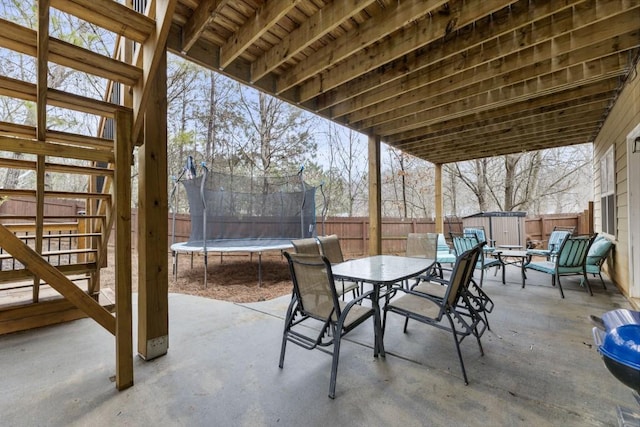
115,109,134,390
137,49,169,361
435,163,444,234
368,134,382,255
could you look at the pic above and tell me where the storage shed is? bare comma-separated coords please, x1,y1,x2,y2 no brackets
463,212,527,248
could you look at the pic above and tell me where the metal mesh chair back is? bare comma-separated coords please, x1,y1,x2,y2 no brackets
285,252,338,320
445,244,482,307
317,235,345,263
291,238,320,255
406,233,438,259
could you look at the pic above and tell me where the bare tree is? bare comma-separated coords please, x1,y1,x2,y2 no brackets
322,124,367,216
238,88,316,175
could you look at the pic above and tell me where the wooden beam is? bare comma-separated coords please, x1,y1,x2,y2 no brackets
50,0,155,43
137,49,169,361
0,18,142,86
368,134,381,256
0,121,114,149
0,75,123,117
35,0,49,303
132,0,178,145
181,0,230,54
0,225,115,333
434,164,443,234
250,0,377,82
276,0,445,94
114,109,134,390
0,135,114,163
220,0,299,69
0,188,111,199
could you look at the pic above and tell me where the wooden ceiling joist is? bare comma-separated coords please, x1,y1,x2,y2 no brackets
369,56,628,137
385,84,619,144
250,0,378,83
181,0,231,54
331,8,640,121
162,0,640,163
276,0,448,95
219,0,300,69
314,0,585,112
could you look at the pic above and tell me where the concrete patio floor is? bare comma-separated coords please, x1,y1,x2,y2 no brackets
0,268,637,426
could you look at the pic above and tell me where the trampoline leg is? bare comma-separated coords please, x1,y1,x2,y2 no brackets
258,252,263,287
173,251,178,279
204,252,208,289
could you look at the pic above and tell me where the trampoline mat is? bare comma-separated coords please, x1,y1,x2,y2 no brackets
171,238,293,254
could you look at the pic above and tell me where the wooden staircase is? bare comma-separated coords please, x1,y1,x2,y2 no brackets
0,0,175,389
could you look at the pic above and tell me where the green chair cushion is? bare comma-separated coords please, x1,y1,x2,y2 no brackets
586,237,613,265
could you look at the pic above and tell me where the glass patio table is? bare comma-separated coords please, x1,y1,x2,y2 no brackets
492,250,532,288
332,255,436,355
331,255,436,300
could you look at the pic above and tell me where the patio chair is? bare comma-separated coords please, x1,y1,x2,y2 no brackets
463,226,495,252
451,233,503,286
280,252,384,399
524,234,596,298
383,243,487,384
527,226,574,260
585,235,614,289
290,238,321,255
316,234,360,298
436,233,457,266
405,232,451,288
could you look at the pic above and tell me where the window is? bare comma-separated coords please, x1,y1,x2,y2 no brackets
600,146,615,236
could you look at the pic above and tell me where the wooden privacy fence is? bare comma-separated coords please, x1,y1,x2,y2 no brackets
163,210,592,256
0,200,592,257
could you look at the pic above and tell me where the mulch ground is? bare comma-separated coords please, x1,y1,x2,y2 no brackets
101,249,294,303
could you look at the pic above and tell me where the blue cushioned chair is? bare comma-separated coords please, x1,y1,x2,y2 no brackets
463,227,495,253
451,233,502,287
436,233,457,265
585,235,614,289
524,234,596,298
527,226,574,260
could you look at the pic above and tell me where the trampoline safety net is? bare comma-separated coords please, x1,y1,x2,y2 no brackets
181,170,317,243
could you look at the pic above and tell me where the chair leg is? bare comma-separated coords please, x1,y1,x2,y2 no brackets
372,302,385,358
598,273,607,290
279,299,297,368
556,273,564,299
582,272,593,296
446,314,469,385
329,333,343,399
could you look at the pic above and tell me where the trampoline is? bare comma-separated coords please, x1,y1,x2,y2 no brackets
170,160,319,287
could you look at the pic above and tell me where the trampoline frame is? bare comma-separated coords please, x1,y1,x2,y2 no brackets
170,239,293,286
